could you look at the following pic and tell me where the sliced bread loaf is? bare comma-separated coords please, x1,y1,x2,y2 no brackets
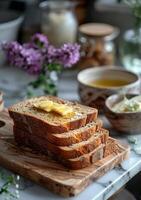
9,96,98,134
14,126,105,169
14,119,102,146
104,137,127,157
60,137,125,169
13,126,109,159
46,119,103,146
62,144,104,169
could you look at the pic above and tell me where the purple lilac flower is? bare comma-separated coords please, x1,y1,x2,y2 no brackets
2,41,23,66
2,41,43,75
23,43,33,49
1,33,80,76
20,47,43,74
56,43,80,67
31,33,49,49
46,45,57,63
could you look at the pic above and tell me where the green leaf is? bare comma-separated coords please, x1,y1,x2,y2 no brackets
0,173,18,199
27,70,59,96
47,63,62,72
43,78,57,96
34,38,45,49
29,74,47,89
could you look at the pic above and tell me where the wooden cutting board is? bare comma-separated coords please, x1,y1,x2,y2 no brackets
0,111,130,197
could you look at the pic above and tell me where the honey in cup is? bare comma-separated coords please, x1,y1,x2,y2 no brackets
78,67,140,111
88,79,130,88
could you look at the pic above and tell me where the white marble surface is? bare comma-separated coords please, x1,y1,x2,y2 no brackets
15,143,141,200
0,67,141,200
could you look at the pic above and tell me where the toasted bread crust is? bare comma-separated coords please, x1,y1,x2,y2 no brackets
10,111,97,134
14,129,120,170
14,119,103,146
47,120,102,146
9,96,120,170
13,127,109,169
104,137,125,157
13,129,125,170
14,126,108,159
63,144,104,169
9,96,98,134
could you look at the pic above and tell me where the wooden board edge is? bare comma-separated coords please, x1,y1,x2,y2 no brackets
71,146,130,196
0,139,130,197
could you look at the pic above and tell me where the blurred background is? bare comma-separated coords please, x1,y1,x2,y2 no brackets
0,1,141,200
0,0,136,70
0,0,140,103
0,0,134,42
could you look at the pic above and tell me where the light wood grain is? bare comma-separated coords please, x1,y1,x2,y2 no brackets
0,111,130,197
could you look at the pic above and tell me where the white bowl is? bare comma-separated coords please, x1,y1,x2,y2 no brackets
0,10,24,66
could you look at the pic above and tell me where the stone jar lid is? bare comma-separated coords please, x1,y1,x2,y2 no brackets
79,23,119,39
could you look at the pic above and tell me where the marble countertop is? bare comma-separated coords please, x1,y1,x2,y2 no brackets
0,66,141,200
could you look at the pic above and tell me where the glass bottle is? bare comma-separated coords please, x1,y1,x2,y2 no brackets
40,0,78,47
120,28,141,74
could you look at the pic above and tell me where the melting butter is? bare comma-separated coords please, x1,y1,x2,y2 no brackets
34,100,75,117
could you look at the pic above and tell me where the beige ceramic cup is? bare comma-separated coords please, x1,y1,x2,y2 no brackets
77,66,140,111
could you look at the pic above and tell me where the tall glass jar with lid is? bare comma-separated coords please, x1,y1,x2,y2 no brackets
120,28,141,74
40,0,78,47
77,23,119,68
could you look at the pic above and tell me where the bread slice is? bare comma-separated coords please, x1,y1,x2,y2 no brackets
9,96,98,134
46,119,103,146
13,127,107,169
13,126,109,159
14,128,125,170
57,137,126,169
14,126,105,169
104,137,127,157
14,119,103,146
62,144,104,169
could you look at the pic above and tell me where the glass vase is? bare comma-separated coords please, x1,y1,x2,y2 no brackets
26,71,59,98
120,28,141,74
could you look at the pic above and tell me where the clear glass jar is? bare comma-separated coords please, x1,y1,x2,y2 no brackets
120,29,141,74
40,0,78,47
77,23,119,68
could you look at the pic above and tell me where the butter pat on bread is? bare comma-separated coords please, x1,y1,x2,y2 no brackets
34,100,75,117
8,96,98,134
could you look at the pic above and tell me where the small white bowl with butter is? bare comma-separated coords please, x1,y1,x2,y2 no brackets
105,93,141,134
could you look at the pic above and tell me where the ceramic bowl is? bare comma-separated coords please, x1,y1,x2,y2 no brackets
0,10,24,66
77,66,140,111
105,94,141,134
